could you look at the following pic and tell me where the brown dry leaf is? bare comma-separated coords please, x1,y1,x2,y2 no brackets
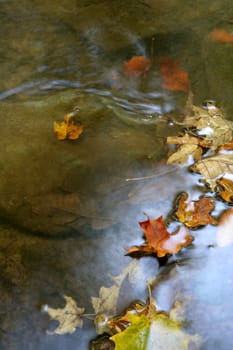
126,216,193,258
216,177,233,204
43,295,85,335
191,153,233,191
54,113,84,140
92,260,142,334
167,144,202,164
175,192,217,228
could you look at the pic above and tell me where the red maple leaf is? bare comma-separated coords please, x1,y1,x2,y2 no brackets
126,215,193,258
159,56,190,92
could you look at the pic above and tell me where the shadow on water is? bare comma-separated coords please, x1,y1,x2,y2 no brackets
0,0,233,349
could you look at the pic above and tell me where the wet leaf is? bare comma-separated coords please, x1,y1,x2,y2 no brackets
209,29,233,43
92,260,142,334
43,295,85,335
124,56,152,77
167,143,202,164
183,103,233,149
159,56,190,92
216,177,233,204
54,113,84,140
111,312,201,350
191,153,233,191
175,192,217,228
126,216,193,258
217,209,233,247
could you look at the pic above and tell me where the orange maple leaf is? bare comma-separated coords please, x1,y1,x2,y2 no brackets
54,114,84,141
124,56,153,77
174,192,217,228
209,29,233,43
126,215,193,258
159,56,190,92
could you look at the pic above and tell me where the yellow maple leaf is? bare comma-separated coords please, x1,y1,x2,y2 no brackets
54,113,84,141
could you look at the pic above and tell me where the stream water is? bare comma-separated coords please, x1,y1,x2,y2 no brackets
0,1,233,349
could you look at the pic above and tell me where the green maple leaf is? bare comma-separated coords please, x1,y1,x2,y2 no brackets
111,313,201,350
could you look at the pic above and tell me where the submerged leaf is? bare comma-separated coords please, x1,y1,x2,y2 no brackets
126,216,193,258
54,113,84,140
92,260,142,334
43,295,85,335
209,28,233,43
124,56,152,77
159,57,190,92
175,192,217,228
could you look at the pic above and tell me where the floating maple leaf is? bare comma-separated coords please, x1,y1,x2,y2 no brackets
209,29,233,43
110,298,201,350
54,113,84,140
174,192,217,228
43,295,85,335
159,56,190,92
126,215,193,258
124,56,152,77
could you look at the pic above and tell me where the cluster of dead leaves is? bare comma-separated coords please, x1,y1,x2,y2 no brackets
167,99,233,203
54,112,84,141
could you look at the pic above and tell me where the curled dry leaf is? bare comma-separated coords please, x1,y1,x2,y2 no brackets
124,56,152,77
174,192,217,228
54,113,84,140
167,133,203,164
216,177,233,204
159,56,190,92
126,216,193,258
209,29,233,43
43,295,85,335
191,153,233,191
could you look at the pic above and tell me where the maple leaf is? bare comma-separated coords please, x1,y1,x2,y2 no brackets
209,29,233,43
43,295,85,335
174,192,217,228
167,133,203,164
124,56,152,77
110,311,201,350
159,56,190,92
54,113,84,140
126,216,193,258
